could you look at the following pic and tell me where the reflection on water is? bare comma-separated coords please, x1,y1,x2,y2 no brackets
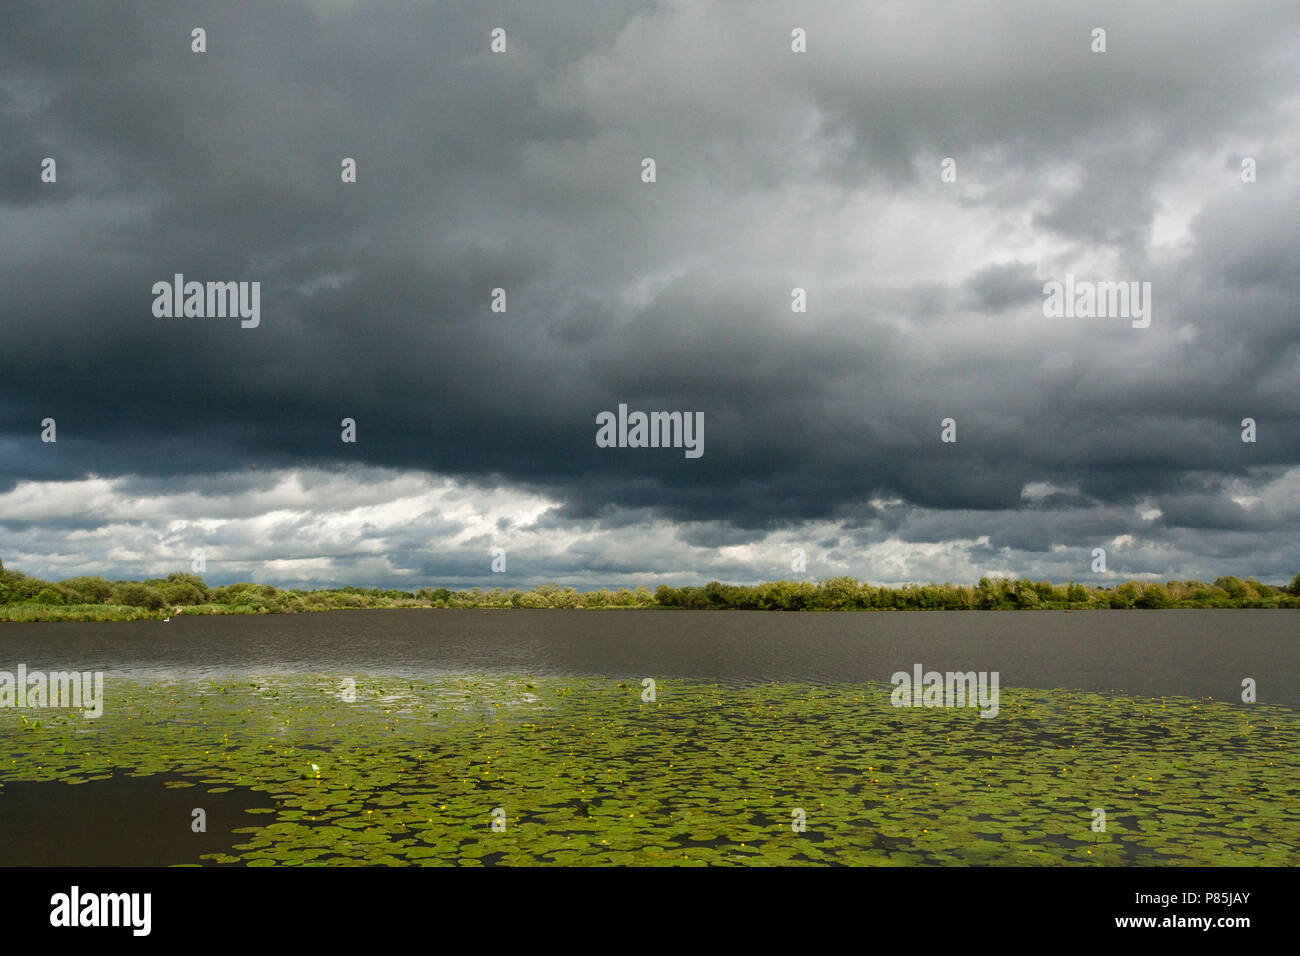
1,608,1296,704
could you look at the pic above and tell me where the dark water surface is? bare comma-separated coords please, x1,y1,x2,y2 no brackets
2,609,1296,704
0,774,274,865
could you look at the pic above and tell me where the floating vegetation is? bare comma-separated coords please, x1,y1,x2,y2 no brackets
1,676,1296,866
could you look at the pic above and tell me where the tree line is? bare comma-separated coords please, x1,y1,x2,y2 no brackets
2,558,1297,620
651,575,1300,610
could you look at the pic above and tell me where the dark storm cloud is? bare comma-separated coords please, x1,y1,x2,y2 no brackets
1,0,1298,586
963,262,1042,313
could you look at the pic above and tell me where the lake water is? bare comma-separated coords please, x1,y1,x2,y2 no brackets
2,609,1297,866
2,608,1296,704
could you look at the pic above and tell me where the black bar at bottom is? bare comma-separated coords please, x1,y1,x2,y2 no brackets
4,865,1284,941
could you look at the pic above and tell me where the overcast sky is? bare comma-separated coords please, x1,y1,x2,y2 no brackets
2,0,1298,590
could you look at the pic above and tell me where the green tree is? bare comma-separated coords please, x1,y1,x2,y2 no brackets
113,582,166,609
1012,579,1040,608
1109,582,1138,609
163,581,204,606
1135,583,1173,608
166,572,210,600
57,576,116,604
1214,576,1248,599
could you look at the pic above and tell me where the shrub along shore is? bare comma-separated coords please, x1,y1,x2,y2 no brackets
1,559,1297,621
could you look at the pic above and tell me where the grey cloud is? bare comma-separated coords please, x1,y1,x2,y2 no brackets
1,0,1297,587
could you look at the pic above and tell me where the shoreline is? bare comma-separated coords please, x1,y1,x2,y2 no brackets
4,563,1297,620
3,602,1298,623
